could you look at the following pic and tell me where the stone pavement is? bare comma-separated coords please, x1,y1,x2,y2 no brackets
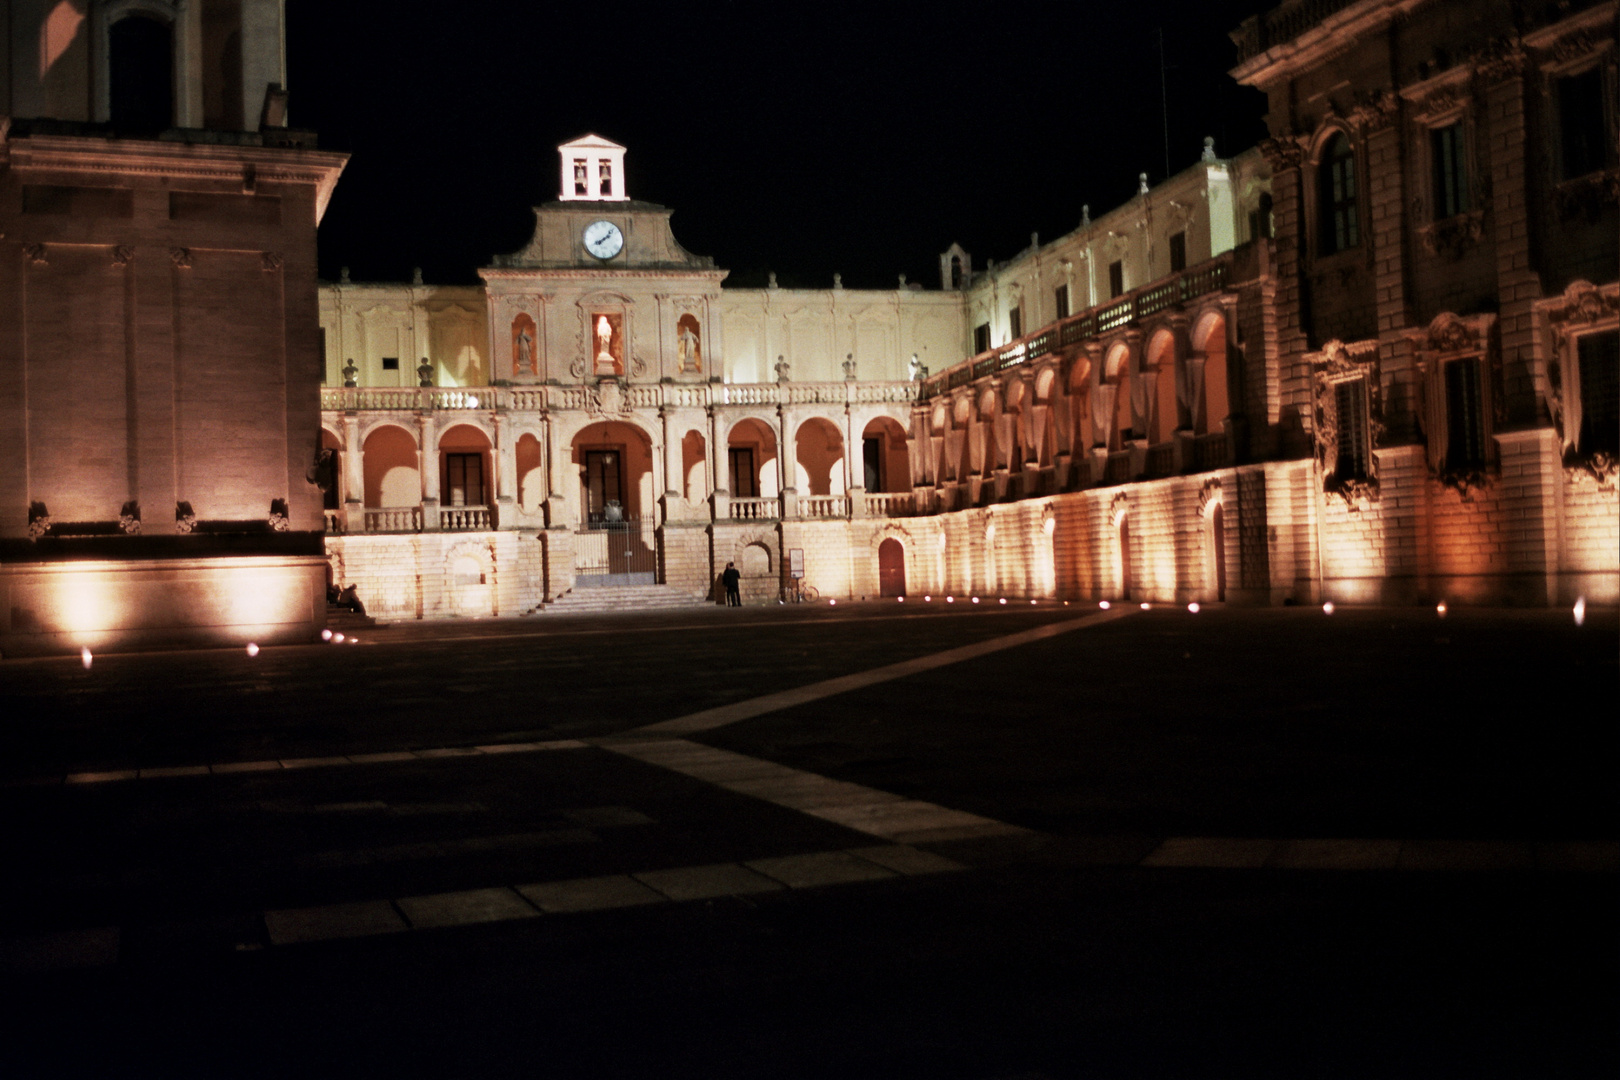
0,601,1613,1078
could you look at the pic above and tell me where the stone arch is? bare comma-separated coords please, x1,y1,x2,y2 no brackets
362,423,420,508
573,419,655,523
726,416,778,498
1199,479,1226,602
1311,125,1361,256
681,428,708,502
1110,492,1132,601
877,535,907,597
1191,308,1231,436
516,431,544,513
860,415,910,493
97,1,177,130
1099,341,1133,449
793,415,845,496
1145,327,1179,442
438,422,494,509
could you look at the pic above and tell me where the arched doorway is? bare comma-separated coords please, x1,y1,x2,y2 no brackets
878,538,906,597
572,420,657,585
1211,503,1227,602
1117,516,1133,600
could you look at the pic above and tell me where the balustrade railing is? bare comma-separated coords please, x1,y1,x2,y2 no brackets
323,509,344,535
440,505,490,531
799,495,849,519
863,492,915,517
920,251,1236,401
363,506,421,533
1192,431,1232,471
323,381,920,415
729,496,780,521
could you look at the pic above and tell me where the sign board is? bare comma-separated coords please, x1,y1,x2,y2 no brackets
789,548,805,579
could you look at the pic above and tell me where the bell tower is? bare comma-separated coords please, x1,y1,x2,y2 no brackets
558,134,627,201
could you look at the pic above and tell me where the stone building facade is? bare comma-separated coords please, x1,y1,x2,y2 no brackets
1,0,347,654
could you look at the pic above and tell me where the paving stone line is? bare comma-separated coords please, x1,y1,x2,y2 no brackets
1141,837,1619,872
11,739,590,789
630,608,1131,736
597,736,1030,845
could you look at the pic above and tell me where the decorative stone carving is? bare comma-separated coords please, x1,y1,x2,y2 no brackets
112,245,134,268
1311,339,1383,507
1544,27,1603,66
119,500,142,535
260,251,283,271
774,355,791,382
1419,209,1486,259
417,358,435,387
27,501,50,540
268,499,290,532
588,378,628,419
1108,491,1130,528
1259,137,1305,171
1350,88,1400,131
175,501,196,534
1426,312,1479,353
1566,452,1619,490
1197,478,1222,518
1475,38,1525,82
23,242,46,265
1554,168,1620,224
342,359,358,388
1410,84,1469,122
169,247,191,269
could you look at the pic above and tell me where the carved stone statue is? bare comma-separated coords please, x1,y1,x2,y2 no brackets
516,326,533,373
417,358,434,387
774,355,791,382
678,322,701,372
594,315,617,375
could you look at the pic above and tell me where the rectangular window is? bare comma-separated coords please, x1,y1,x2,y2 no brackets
1577,331,1620,457
1321,135,1360,254
1054,284,1070,321
573,159,588,196
728,447,758,498
381,356,399,371
1430,123,1469,219
1169,231,1187,272
1108,260,1124,298
1008,306,1022,340
598,159,613,196
445,453,485,508
1443,357,1487,469
1559,68,1608,180
1334,378,1371,481
974,323,991,354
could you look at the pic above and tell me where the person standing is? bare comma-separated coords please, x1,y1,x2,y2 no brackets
722,561,741,607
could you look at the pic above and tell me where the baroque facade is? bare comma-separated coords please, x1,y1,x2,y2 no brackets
323,0,1619,619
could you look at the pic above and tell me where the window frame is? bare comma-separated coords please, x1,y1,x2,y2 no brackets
1316,131,1361,257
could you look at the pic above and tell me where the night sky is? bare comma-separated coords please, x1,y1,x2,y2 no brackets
287,0,1271,290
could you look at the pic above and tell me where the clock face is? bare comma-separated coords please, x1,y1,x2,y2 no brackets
583,220,624,260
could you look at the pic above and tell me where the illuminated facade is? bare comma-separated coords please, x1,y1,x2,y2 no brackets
1,1,347,653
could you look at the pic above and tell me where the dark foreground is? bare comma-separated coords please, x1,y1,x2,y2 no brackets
0,601,1614,1079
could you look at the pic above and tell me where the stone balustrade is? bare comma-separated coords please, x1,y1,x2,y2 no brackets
321,380,920,414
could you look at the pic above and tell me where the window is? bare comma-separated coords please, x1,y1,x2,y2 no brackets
445,454,485,508
1559,68,1608,180
1319,133,1359,254
1169,231,1187,273
728,447,758,497
381,356,399,371
109,15,174,134
1108,260,1124,298
1008,306,1022,340
950,256,963,289
1443,357,1487,469
598,159,613,196
973,323,991,354
1431,123,1469,219
1334,378,1371,481
573,159,588,196
1248,193,1274,242
1054,284,1070,321
1577,331,1619,457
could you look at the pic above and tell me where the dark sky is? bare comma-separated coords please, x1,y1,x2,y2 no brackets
287,0,1270,290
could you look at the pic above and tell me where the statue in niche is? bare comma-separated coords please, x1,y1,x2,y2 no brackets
677,316,702,373
516,327,533,373
596,312,618,375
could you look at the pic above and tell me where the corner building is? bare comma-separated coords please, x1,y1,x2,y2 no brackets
322,0,1617,617
1,0,347,654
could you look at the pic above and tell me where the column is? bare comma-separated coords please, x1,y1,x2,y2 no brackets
545,413,570,527
777,404,796,519
493,412,516,526
342,414,364,532
417,414,440,531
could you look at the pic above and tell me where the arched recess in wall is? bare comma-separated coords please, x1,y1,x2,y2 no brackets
726,417,778,498
362,423,419,508
1145,328,1179,442
445,541,495,617
976,388,999,477
516,432,544,513
108,9,174,133
681,429,708,502
877,537,907,597
574,420,654,523
1109,494,1132,601
1103,342,1132,450
1192,310,1231,436
1199,480,1226,602
794,416,845,496
1033,368,1059,467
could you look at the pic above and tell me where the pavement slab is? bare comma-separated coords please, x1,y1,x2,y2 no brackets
744,851,899,889
516,875,669,913
263,901,409,945
633,862,788,901
395,887,540,929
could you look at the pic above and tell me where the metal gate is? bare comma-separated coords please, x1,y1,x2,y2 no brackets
574,513,659,587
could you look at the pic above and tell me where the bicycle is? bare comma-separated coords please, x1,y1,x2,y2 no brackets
788,578,819,603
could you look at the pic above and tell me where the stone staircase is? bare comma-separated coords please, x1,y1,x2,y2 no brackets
540,583,711,614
